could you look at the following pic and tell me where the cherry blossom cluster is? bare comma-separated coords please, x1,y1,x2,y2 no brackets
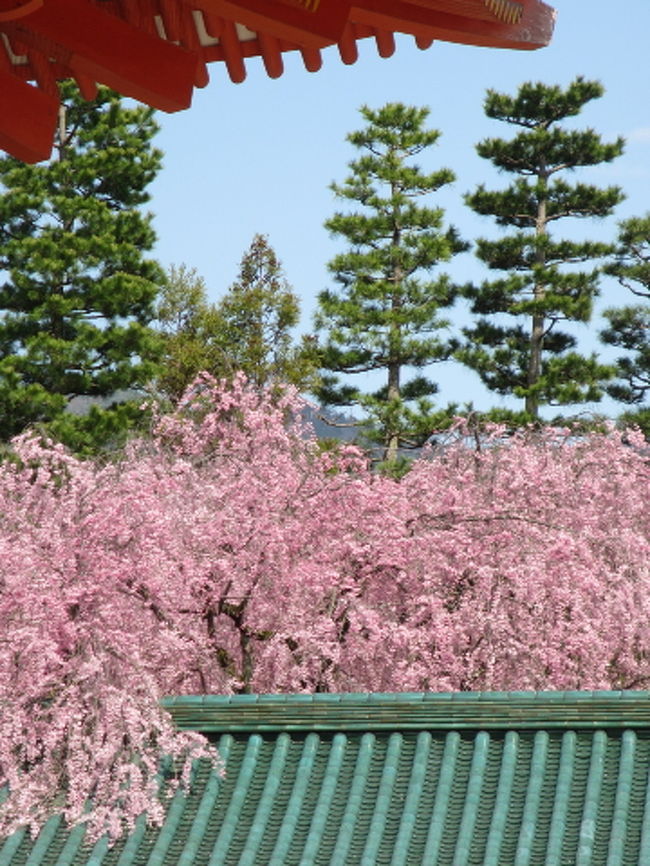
0,374,648,839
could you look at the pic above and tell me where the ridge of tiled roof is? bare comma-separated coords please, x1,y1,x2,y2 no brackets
2,691,650,865
162,690,650,731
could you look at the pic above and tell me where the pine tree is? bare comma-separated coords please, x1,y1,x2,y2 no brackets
459,78,624,420
0,82,163,452
217,234,316,390
601,214,650,434
315,103,466,464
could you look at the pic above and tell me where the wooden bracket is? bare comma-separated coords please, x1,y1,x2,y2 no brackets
9,0,200,111
188,0,352,47
0,67,58,162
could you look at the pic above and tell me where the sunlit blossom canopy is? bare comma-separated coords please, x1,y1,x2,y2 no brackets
0,0,555,164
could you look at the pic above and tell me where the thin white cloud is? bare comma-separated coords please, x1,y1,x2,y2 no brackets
627,127,650,143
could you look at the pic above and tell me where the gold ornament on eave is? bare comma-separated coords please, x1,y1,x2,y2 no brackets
296,0,322,12
484,0,524,24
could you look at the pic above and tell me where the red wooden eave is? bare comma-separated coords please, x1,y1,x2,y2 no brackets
0,0,556,163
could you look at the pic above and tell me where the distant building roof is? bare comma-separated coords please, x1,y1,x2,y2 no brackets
0,0,556,163
2,691,650,865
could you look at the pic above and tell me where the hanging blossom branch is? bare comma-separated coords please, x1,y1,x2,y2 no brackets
0,375,648,841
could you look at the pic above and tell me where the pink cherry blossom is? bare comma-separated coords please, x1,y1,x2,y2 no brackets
0,374,648,840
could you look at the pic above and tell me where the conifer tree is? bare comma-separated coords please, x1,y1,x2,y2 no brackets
315,103,466,463
459,78,624,419
217,234,316,390
601,214,650,434
0,82,163,452
155,237,316,402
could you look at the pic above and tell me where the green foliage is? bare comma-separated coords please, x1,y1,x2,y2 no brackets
315,103,466,462
0,81,163,451
218,234,317,391
46,402,155,458
459,78,624,418
154,264,228,404
601,214,650,413
617,407,650,439
155,237,316,403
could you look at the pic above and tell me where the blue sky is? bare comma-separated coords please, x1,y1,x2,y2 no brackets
149,0,650,417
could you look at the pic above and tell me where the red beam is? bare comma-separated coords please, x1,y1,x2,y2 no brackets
10,0,200,111
0,68,57,162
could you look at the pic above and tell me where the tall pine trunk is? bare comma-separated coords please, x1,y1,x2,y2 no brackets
526,177,548,418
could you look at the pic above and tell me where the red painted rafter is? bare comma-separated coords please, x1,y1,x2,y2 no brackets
0,0,556,163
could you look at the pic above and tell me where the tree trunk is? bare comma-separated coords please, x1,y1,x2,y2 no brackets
385,357,400,463
385,198,402,463
526,170,548,418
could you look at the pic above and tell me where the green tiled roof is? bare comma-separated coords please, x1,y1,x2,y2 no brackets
2,692,650,865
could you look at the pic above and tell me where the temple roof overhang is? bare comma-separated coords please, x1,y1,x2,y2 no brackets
0,0,556,164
